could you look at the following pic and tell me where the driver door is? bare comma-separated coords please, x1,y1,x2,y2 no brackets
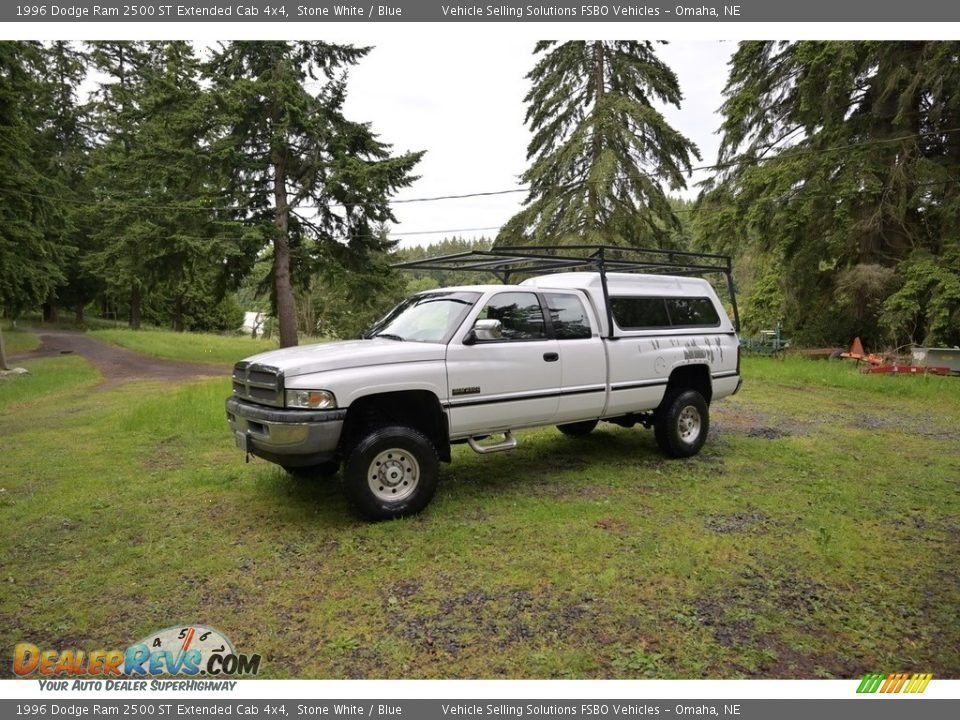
446,291,561,437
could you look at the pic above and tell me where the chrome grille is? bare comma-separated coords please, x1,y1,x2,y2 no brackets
232,361,284,407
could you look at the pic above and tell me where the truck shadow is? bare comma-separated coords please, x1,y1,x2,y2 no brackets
265,425,690,526
444,426,669,492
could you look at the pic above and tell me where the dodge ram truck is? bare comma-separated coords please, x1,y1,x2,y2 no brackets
226,248,742,520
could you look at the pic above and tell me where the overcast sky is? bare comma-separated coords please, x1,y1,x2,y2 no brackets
11,19,947,251
340,40,735,246
72,38,731,247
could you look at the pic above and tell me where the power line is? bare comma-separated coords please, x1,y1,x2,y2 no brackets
690,127,960,173
78,225,503,245
389,189,527,204
4,126,958,214
669,178,960,215
0,187,526,213
24,177,960,248
387,226,501,237
5,178,958,244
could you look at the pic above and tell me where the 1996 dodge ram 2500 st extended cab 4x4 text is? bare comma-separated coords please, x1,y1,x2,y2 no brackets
226,247,742,520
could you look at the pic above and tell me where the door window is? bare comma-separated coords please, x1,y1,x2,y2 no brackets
475,292,547,341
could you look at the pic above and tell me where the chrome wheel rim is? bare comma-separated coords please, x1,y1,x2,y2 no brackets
368,448,420,502
678,406,702,443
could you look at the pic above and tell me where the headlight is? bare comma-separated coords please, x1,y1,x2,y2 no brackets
285,389,337,410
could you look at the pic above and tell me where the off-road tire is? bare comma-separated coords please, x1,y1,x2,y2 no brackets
342,425,439,521
654,389,709,458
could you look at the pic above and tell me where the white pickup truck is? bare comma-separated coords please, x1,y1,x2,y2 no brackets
226,248,742,520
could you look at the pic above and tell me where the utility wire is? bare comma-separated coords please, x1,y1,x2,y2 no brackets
4,126,959,213
73,226,504,245
690,126,960,173
0,187,527,213
5,179,958,243
22,179,960,247
668,177,960,215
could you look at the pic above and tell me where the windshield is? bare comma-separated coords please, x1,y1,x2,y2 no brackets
365,291,480,344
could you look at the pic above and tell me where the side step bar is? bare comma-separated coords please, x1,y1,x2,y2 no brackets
467,431,517,454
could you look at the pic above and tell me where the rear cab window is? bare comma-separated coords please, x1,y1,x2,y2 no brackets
544,293,593,339
666,298,721,327
611,296,721,331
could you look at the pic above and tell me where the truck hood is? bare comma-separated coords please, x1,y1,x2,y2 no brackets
238,339,446,378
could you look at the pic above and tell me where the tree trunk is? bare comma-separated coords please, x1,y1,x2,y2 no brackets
272,153,299,348
174,296,184,332
75,303,84,325
0,326,8,371
42,300,59,323
129,284,142,330
588,40,606,236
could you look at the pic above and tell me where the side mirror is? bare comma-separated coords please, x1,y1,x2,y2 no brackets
471,318,503,342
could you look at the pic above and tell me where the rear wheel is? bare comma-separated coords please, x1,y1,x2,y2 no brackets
654,390,709,458
556,419,598,437
342,426,439,521
284,460,340,479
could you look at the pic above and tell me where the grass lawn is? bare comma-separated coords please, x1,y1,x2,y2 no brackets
0,354,957,679
90,328,282,365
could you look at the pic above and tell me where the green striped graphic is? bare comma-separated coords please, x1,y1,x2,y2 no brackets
857,673,886,693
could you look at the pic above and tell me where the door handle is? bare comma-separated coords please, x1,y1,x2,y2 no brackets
543,352,559,362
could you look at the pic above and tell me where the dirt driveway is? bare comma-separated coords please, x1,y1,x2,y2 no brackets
11,330,229,387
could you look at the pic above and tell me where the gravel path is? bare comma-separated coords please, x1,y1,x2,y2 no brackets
10,330,229,387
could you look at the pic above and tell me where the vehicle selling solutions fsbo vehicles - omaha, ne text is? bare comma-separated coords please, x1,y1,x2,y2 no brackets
226,247,742,520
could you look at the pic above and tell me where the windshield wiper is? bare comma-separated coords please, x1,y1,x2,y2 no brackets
371,332,405,341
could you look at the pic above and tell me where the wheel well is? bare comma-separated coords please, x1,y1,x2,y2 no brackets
340,390,451,462
665,364,712,405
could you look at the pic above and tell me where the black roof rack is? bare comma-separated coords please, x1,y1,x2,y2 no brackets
394,244,740,334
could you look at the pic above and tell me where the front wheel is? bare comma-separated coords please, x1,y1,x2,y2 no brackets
654,390,709,458
342,426,439,521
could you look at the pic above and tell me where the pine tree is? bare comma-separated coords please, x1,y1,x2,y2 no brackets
36,41,91,324
499,41,699,248
130,41,250,332
84,41,151,329
696,41,960,346
310,227,407,339
207,41,424,347
0,42,66,325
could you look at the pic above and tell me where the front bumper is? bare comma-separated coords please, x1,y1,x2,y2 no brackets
225,396,346,467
